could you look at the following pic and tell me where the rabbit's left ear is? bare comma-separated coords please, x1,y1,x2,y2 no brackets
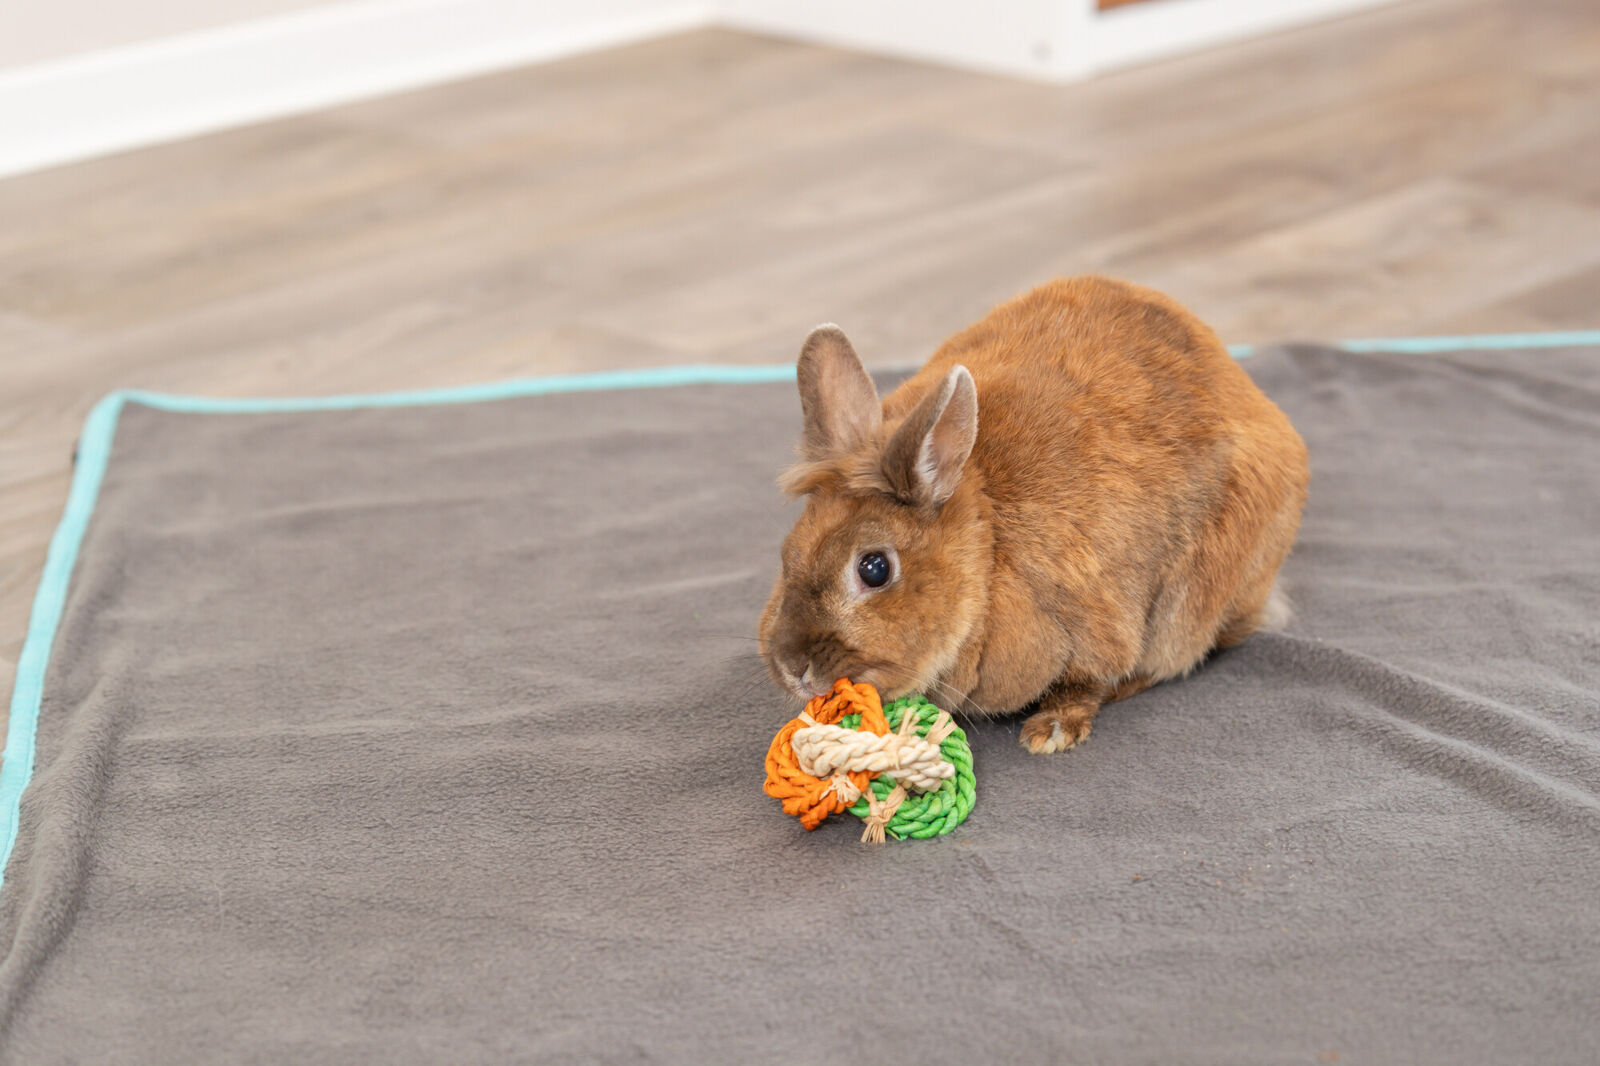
882,365,977,507
796,324,881,459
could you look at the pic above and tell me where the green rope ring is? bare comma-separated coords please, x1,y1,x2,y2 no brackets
838,695,976,839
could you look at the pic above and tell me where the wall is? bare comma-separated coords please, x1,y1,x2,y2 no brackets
1,0,336,69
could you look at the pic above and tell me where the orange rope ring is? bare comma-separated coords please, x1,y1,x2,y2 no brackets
763,678,890,830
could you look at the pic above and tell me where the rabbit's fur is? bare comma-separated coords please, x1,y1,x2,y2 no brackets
758,276,1309,754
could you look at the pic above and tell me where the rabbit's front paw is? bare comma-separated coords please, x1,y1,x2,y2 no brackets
1019,708,1093,754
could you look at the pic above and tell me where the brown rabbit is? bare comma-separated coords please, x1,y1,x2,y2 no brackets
757,276,1309,753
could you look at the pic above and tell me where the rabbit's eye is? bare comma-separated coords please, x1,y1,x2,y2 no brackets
857,551,891,588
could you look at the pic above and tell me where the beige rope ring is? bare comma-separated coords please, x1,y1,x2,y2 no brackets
791,717,957,793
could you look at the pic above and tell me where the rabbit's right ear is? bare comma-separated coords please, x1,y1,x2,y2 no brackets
796,325,881,458
882,365,977,508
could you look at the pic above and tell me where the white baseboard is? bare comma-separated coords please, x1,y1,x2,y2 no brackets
721,0,1409,82
0,0,710,179
1090,0,1408,73
718,0,1093,82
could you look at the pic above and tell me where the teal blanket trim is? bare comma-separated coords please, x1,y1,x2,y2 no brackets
0,393,127,892
1339,330,1600,353
1228,329,1600,359
119,364,798,415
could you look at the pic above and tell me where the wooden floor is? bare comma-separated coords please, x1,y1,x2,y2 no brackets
2,0,1598,733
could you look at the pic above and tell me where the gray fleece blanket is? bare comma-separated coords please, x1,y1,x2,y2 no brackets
0,343,1596,1064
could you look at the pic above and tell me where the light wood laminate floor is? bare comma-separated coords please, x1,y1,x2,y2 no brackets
2,0,1598,733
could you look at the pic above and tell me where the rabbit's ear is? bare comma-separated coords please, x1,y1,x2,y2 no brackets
797,325,881,457
883,366,978,507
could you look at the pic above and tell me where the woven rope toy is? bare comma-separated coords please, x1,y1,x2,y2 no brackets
763,678,976,842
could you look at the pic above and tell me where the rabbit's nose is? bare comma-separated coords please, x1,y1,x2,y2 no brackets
797,663,830,698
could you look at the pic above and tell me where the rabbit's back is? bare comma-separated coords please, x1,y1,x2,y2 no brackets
884,276,1309,689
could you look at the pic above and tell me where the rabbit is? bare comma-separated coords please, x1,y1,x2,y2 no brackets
757,275,1309,754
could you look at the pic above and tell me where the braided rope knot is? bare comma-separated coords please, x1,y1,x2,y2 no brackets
763,678,976,842
792,713,956,792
